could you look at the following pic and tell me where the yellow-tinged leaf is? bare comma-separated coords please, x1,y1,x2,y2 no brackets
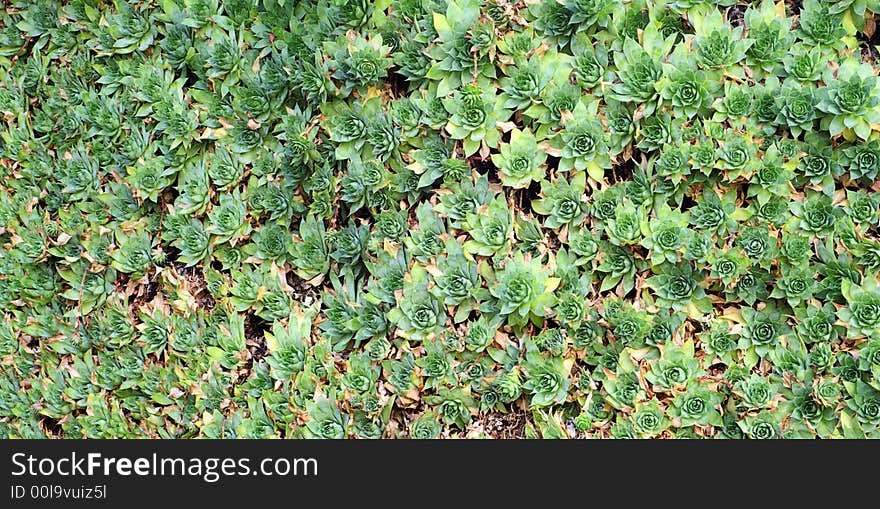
544,277,561,293
774,1,786,17
200,127,227,139
685,302,704,320
433,12,450,34
383,239,400,257
719,310,744,323
586,159,605,182
365,86,384,101
842,10,858,35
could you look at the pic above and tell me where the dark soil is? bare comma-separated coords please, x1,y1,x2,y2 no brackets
40,417,63,438
861,42,879,65
857,17,880,65
727,4,747,28
611,152,637,183
494,406,527,438
285,270,320,304
175,263,216,310
386,69,410,100
468,152,499,183
244,313,270,361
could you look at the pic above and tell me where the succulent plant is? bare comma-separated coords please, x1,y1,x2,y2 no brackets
2,0,880,441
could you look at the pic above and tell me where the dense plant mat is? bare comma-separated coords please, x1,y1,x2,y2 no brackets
2,0,880,439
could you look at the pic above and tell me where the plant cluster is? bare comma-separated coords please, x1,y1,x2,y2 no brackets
2,0,880,439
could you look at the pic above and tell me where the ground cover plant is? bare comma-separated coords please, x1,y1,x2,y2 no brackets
2,0,880,439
